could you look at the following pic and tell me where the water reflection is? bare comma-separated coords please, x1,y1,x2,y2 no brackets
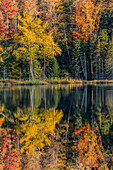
1,85,113,113
74,123,106,169
0,85,113,169
0,119,21,170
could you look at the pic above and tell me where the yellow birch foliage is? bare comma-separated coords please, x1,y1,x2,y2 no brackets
13,13,61,61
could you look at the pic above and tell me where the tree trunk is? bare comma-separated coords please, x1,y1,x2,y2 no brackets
84,53,87,80
96,57,98,80
30,56,34,80
44,54,45,81
3,66,6,79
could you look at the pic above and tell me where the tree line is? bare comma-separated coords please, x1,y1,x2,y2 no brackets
0,0,112,80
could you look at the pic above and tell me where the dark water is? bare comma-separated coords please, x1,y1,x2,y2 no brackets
0,85,113,169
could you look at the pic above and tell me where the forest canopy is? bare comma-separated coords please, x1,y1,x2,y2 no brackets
0,0,112,80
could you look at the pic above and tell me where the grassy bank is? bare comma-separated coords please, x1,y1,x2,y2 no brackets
0,79,40,86
0,79,113,86
84,79,113,85
46,79,113,85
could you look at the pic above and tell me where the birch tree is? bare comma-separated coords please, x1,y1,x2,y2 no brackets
13,13,61,80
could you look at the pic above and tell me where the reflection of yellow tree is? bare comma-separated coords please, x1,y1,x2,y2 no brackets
74,123,108,169
14,108,63,155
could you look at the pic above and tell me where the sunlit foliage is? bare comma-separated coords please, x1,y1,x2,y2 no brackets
73,0,102,41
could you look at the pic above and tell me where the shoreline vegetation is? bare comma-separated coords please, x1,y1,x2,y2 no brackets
1,79,113,86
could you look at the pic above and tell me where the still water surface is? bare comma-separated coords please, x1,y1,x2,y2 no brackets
0,85,113,169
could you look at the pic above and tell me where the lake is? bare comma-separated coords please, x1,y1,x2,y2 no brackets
0,85,113,169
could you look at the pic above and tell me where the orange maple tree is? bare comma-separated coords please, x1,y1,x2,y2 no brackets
0,0,17,40
73,0,102,41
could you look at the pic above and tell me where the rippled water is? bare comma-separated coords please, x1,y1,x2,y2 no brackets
0,85,113,169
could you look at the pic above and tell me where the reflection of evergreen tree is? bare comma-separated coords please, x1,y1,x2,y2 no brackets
71,106,82,127
96,105,113,135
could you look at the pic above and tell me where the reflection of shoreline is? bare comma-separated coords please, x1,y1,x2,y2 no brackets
1,85,113,111
0,85,26,90
1,84,113,91
1,78,113,87
0,84,83,89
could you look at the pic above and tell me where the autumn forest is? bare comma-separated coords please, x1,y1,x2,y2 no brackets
0,0,112,81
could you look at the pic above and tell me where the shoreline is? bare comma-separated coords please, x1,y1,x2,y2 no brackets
0,79,113,86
